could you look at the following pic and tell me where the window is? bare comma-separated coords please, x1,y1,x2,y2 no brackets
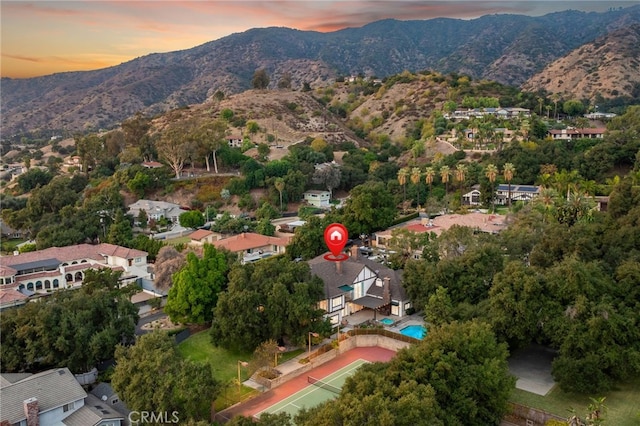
135,257,142,263
63,402,74,412
331,296,342,310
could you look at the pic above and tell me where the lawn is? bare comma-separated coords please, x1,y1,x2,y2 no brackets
164,235,192,246
509,377,640,426
177,330,304,410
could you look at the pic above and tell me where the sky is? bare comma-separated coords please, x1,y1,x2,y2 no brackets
1,1,636,79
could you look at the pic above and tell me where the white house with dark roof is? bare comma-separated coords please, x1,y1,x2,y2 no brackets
496,184,540,205
127,200,187,225
307,246,410,326
0,243,150,296
0,368,124,426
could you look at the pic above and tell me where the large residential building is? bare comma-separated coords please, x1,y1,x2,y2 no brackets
0,243,150,296
308,246,411,326
303,190,331,208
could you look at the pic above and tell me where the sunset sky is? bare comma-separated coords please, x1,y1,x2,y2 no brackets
1,1,635,79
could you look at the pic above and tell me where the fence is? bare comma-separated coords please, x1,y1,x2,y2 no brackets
505,402,565,426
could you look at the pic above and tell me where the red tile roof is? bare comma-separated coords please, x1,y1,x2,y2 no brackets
212,233,289,253
0,288,28,304
190,229,214,241
0,243,146,268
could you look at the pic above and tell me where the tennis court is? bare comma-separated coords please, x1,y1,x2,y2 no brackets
255,359,368,419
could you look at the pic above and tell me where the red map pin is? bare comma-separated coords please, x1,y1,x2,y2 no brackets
324,223,348,258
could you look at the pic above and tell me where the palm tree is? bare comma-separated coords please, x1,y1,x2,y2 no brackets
503,163,516,207
274,178,285,211
410,167,422,209
397,167,410,210
424,166,436,217
454,164,467,207
485,164,498,213
440,165,451,212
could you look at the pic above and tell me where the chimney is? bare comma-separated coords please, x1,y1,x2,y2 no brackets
336,260,343,274
23,397,39,426
350,245,358,259
382,277,391,306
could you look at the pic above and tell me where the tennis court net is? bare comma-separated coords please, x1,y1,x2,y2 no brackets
307,376,342,395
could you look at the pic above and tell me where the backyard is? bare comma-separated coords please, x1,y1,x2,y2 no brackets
177,330,303,410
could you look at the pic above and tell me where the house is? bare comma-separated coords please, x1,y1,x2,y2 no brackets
0,219,24,239
374,213,508,252
462,187,482,206
303,190,331,208
141,161,163,169
188,229,220,246
0,368,124,426
127,200,187,224
212,233,289,264
548,128,606,140
227,135,243,148
0,243,150,295
496,184,540,205
308,246,410,325
89,382,130,423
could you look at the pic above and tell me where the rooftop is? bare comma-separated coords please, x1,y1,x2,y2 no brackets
213,233,289,253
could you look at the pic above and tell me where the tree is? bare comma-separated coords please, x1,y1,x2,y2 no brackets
563,100,586,118
298,321,514,426
106,210,133,246
158,121,189,179
252,68,270,89
255,218,275,236
122,112,153,161
277,72,292,89
454,163,467,207
0,269,138,373
342,181,396,236
153,246,187,290
198,119,228,173
210,259,327,351
112,331,220,423
179,210,205,229
165,245,230,324
424,166,436,215
503,162,516,207
274,178,285,211
410,167,422,208
397,167,410,209
75,133,103,176
485,164,498,212
312,165,341,200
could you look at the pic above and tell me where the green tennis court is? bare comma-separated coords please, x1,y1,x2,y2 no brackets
255,359,368,419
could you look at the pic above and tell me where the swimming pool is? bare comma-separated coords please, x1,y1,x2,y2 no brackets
400,325,426,339
379,318,394,325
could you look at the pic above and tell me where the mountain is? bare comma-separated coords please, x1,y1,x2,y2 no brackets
522,24,640,102
2,6,640,136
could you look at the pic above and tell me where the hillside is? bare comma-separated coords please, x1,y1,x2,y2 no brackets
522,24,640,102
2,6,640,137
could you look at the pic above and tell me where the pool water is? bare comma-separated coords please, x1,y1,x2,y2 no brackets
400,325,426,339
379,318,394,325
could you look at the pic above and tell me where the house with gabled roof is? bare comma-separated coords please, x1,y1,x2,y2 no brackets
307,246,410,326
127,200,187,225
212,232,289,264
0,368,124,426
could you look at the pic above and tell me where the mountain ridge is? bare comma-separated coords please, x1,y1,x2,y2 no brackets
2,6,640,136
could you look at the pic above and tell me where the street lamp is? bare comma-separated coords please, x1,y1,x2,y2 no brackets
308,332,319,358
237,360,248,391
274,346,286,368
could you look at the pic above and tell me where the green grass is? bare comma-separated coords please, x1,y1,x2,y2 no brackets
1,238,27,254
177,330,252,383
509,377,640,426
164,235,192,246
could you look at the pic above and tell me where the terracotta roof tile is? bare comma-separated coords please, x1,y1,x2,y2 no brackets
212,233,288,252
